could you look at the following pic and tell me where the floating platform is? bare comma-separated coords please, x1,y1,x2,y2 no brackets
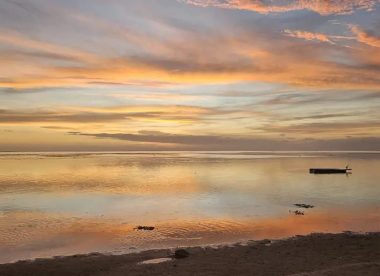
309,168,351,174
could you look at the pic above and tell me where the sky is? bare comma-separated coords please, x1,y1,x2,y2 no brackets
0,0,379,151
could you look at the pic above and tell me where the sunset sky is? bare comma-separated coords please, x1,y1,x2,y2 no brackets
0,0,379,151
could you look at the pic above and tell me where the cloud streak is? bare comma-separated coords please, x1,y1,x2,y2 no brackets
350,25,380,48
284,29,333,43
0,105,227,125
255,122,380,137
182,0,379,15
68,130,380,150
1,32,380,90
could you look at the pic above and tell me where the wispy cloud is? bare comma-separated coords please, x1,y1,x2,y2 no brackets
284,29,334,43
0,29,98,64
68,130,380,150
182,0,379,15
350,25,380,48
256,121,380,136
0,105,226,125
1,28,379,90
0,2,379,91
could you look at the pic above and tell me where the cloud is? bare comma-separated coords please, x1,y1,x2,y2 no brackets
0,105,225,125
350,25,380,48
260,91,380,107
256,121,380,136
2,36,379,90
0,86,72,94
284,29,333,43
42,126,74,130
69,130,239,145
68,130,380,150
0,29,98,64
291,113,356,120
182,0,379,15
110,92,199,101
1,9,380,91
0,110,128,124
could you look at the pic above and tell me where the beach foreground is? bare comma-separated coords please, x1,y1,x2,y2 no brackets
1,232,379,276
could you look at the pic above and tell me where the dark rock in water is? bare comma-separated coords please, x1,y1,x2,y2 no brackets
174,249,190,259
294,210,304,215
135,226,155,231
294,203,314,209
310,168,349,174
258,239,271,245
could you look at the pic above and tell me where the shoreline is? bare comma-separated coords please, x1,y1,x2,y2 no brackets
1,232,379,275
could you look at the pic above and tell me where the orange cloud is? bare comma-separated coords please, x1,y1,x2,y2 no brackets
1,16,380,91
0,105,224,127
1,52,379,90
183,0,379,15
350,25,380,48
284,29,333,43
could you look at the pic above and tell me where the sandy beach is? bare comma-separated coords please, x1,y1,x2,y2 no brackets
1,232,379,276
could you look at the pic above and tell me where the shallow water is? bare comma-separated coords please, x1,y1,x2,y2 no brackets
0,151,379,264
139,257,173,265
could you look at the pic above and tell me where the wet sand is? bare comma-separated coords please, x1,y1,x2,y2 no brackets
1,232,379,276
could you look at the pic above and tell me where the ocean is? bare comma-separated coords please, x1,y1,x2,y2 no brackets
0,151,379,263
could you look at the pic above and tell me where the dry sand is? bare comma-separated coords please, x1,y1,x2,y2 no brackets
1,232,379,276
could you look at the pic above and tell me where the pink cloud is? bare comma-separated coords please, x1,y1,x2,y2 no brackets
350,25,380,48
183,0,379,15
284,29,333,43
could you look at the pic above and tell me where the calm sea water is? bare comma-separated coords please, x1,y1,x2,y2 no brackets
0,151,379,263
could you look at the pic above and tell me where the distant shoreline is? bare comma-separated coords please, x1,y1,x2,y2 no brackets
1,232,379,276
